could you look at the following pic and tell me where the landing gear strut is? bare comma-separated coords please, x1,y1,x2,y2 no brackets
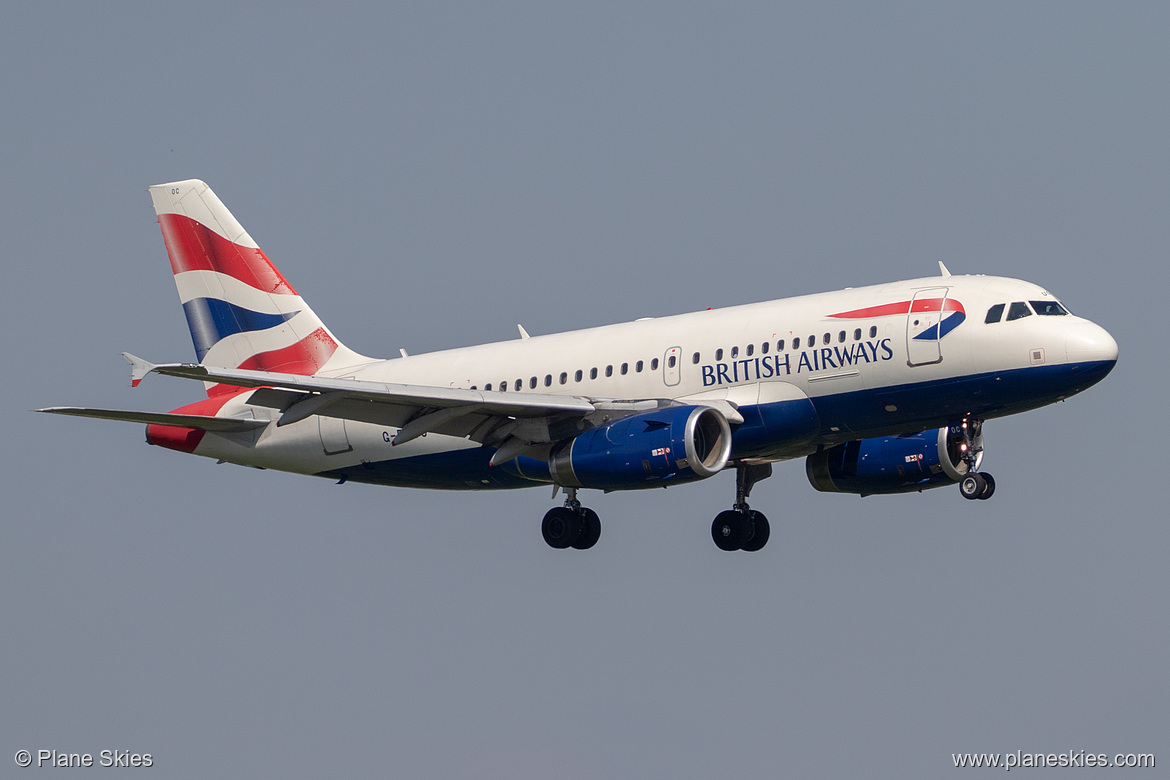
712,463,772,552
541,488,601,550
956,417,996,501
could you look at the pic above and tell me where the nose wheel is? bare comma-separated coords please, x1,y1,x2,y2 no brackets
541,488,601,549
956,417,995,500
959,471,996,500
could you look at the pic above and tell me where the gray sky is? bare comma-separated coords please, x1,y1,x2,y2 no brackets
2,3,1165,777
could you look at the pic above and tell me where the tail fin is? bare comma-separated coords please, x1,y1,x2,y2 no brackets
149,180,370,394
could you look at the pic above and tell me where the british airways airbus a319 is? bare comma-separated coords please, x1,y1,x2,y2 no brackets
40,180,1118,551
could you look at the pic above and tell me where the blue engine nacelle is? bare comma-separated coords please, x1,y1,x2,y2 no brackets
544,405,732,491
805,423,984,496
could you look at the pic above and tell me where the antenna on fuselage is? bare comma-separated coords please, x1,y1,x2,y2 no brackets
938,261,952,277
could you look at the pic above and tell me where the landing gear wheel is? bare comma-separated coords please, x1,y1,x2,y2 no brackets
542,507,582,549
572,508,602,550
741,510,771,552
712,510,752,551
977,472,996,500
959,473,986,500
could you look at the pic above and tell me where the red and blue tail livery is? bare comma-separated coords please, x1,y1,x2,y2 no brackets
39,180,1118,553
150,181,367,389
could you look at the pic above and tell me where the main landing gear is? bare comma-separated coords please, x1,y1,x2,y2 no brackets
711,463,772,552
956,417,996,501
541,464,777,552
541,488,601,550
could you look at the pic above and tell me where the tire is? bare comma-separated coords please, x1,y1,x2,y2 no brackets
959,473,985,500
572,508,602,550
740,510,771,552
977,472,996,500
712,510,750,551
542,507,581,549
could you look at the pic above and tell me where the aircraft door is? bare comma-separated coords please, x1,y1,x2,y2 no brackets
906,287,948,366
319,415,352,455
663,347,681,386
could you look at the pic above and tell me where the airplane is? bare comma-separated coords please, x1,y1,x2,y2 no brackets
39,179,1119,552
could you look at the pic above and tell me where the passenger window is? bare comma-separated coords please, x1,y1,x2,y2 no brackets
651,358,659,370
544,375,552,387
792,337,800,349
485,383,492,391
515,379,522,391
636,360,644,372
574,369,583,382
605,365,613,377
761,342,769,354
529,377,537,389
559,372,567,385
471,385,477,390
778,339,785,351
869,326,877,338
823,332,831,345
838,331,846,343
692,352,700,364
853,328,861,341
667,355,676,368
499,381,507,392
1006,301,1032,321
1030,300,1068,316
985,303,1005,323
808,334,816,347
715,348,723,361
746,344,754,357
731,346,739,358
590,367,598,379
621,363,628,375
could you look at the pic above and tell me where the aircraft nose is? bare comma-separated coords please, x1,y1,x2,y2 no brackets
1066,320,1119,367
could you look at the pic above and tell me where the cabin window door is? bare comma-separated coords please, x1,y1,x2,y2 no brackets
905,287,948,366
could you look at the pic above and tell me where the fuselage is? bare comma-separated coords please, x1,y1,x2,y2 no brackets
183,273,1117,489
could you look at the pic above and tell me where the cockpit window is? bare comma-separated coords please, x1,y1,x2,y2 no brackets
1006,301,1032,321
985,303,1005,323
1030,300,1068,316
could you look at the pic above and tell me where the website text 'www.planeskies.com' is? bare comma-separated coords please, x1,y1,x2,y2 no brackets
952,750,1155,770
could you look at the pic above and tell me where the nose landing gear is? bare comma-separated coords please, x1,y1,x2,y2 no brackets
956,417,995,500
959,471,996,500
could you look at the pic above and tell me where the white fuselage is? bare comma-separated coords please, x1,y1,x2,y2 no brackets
185,273,1117,489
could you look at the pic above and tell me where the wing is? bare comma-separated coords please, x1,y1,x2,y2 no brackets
123,354,634,465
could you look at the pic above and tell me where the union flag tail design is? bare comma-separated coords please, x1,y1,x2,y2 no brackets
149,180,370,395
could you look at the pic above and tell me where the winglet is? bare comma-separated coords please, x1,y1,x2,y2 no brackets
122,352,156,387
938,261,952,277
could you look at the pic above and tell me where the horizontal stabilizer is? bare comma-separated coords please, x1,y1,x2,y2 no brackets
36,407,268,432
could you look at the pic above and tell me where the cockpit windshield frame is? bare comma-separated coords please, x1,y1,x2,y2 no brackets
1030,300,1069,316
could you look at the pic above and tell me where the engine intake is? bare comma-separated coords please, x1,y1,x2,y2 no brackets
806,423,984,496
547,405,731,491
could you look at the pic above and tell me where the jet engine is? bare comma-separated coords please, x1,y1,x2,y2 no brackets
540,405,732,491
806,422,983,496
